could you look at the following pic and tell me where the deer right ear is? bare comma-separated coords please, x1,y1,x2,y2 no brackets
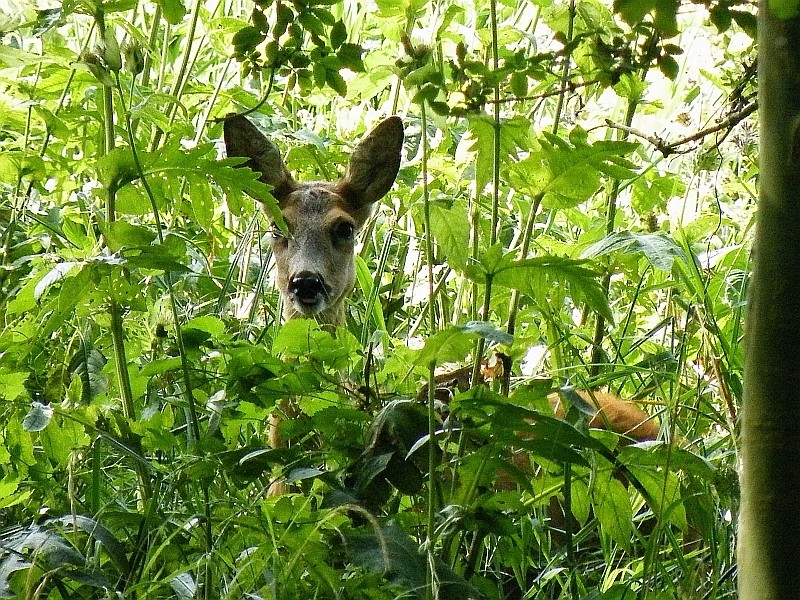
223,115,296,202
337,116,404,213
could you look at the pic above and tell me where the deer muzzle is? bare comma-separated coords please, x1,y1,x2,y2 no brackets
288,271,332,314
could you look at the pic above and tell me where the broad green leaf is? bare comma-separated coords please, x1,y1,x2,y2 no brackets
582,231,687,271
330,20,346,49
467,253,612,322
104,222,158,251
22,402,52,432
232,27,265,53
429,201,470,269
140,357,183,377
184,315,226,337
273,319,360,370
185,172,214,229
0,45,48,67
462,321,513,346
593,475,632,550
508,131,639,209
627,463,687,530
0,371,29,401
97,147,139,193
413,326,474,367
347,521,480,600
614,0,680,36
325,68,347,97
34,262,79,300
466,115,531,194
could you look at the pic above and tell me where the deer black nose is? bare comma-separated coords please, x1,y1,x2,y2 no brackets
289,272,328,304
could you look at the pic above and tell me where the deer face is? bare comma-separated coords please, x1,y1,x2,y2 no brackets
224,115,404,325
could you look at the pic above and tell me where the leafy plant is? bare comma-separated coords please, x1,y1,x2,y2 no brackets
0,0,752,597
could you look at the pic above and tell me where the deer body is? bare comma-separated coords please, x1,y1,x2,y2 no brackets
224,115,404,326
223,116,403,473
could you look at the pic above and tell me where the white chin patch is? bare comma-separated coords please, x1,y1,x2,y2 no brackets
292,300,325,316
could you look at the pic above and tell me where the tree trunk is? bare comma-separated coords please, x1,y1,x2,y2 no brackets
739,8,800,598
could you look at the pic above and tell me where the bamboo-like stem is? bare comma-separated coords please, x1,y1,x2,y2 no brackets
471,0,502,388
420,102,440,600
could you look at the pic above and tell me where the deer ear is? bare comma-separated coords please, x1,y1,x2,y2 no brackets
337,116,404,212
223,115,296,202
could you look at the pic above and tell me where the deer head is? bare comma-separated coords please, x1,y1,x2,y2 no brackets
224,115,404,326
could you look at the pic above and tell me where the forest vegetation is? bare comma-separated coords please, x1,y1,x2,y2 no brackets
0,0,756,597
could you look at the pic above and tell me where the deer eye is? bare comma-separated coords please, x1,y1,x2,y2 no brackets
332,220,356,243
269,221,290,245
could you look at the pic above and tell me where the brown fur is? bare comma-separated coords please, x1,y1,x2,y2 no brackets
548,390,659,442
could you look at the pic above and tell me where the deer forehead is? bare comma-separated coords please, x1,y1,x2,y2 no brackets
280,185,361,231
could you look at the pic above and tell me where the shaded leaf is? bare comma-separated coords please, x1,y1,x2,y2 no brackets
346,521,481,600
582,231,687,271
22,402,52,432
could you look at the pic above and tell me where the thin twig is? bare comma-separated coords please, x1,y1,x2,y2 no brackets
605,101,758,157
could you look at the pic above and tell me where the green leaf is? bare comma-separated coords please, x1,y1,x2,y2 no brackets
467,115,531,194
593,475,632,550
613,0,679,36
232,26,266,53
22,402,52,432
462,321,513,346
582,231,687,271
104,222,158,252
157,0,187,24
429,201,470,269
325,68,347,96
330,19,346,49
336,43,365,71
184,315,226,337
298,11,325,36
467,253,612,322
508,131,639,209
347,521,480,600
273,319,360,370
413,327,474,367
510,71,528,97
97,147,139,194
34,262,79,301
0,371,29,401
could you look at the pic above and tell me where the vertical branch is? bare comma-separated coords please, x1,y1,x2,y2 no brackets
739,7,800,598
588,34,656,378
471,0,502,387
94,14,150,503
95,13,137,424
420,103,439,600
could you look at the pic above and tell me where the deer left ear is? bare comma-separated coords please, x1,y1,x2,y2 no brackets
223,114,297,202
337,116,404,213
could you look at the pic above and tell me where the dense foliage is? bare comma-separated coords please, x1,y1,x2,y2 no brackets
0,0,754,597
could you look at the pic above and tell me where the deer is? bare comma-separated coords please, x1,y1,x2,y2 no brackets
222,114,404,472
224,114,404,326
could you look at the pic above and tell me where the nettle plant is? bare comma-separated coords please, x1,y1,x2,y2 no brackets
0,0,750,597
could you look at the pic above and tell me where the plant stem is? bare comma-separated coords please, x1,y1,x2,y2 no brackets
471,0,502,387
420,101,439,600
114,73,201,445
588,35,655,378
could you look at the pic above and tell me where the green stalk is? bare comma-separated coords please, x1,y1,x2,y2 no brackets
95,14,151,506
148,0,204,151
588,35,656,378
114,72,201,445
471,0,502,387
96,17,137,423
503,0,574,396
420,102,439,600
